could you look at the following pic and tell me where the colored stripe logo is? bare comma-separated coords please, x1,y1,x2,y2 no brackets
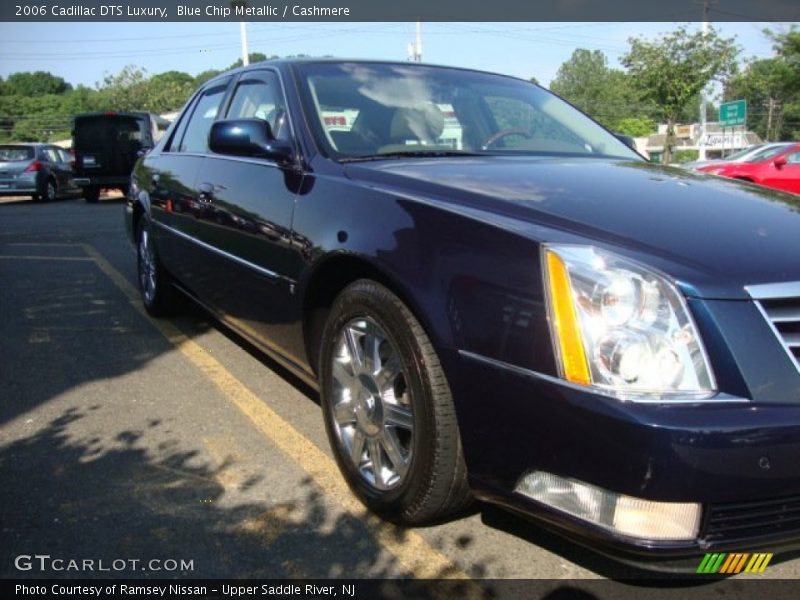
696,553,773,574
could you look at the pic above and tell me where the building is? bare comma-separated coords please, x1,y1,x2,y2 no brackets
645,122,762,163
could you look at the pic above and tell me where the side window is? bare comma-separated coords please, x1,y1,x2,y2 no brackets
484,96,586,152
175,85,227,153
43,148,61,163
152,119,169,143
784,152,800,165
58,148,71,163
226,73,289,140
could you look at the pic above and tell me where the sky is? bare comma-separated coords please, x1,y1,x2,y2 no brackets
0,21,796,92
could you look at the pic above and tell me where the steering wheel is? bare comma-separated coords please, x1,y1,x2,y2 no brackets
482,128,533,149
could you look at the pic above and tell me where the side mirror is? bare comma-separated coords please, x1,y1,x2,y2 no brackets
209,118,294,164
773,156,787,169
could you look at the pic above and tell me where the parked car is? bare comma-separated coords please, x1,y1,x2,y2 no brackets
698,142,800,194
72,111,169,203
0,143,80,202
126,59,800,561
682,144,766,170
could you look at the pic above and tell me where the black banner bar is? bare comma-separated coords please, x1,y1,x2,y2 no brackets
4,578,800,600
1,0,799,22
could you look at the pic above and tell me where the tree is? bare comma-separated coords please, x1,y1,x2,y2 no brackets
768,27,800,76
550,49,656,132
2,71,72,96
95,65,150,111
615,117,656,137
145,71,196,113
726,58,795,141
765,27,800,140
195,69,222,85
622,26,738,163
724,27,800,142
226,52,275,70
95,66,194,113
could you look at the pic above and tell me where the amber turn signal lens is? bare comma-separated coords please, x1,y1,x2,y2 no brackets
545,250,591,385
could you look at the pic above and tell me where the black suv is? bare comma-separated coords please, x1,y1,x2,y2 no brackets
72,112,169,202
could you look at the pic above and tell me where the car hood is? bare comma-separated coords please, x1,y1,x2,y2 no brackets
343,156,800,300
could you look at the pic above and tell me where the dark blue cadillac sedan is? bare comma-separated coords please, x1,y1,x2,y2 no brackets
125,59,800,559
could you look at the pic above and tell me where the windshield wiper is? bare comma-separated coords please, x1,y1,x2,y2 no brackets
339,150,489,163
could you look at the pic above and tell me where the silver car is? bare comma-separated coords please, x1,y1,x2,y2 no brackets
683,142,794,170
0,143,80,202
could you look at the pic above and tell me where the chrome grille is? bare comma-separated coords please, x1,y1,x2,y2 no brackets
746,282,800,373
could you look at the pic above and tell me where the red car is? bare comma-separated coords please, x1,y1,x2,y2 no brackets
698,142,800,194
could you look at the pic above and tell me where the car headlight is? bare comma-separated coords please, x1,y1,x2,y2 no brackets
542,245,715,400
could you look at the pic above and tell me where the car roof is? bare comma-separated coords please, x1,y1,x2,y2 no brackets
74,111,154,117
204,57,532,87
0,142,48,148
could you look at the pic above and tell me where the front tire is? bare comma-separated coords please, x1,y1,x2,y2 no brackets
84,187,100,203
136,217,181,317
320,280,470,524
46,179,57,201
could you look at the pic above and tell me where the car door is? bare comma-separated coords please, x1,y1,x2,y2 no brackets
146,79,231,289
761,149,800,194
55,147,79,193
44,146,72,194
190,69,305,353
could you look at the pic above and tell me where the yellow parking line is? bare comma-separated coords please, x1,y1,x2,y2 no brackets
5,242,83,246
81,243,476,584
0,255,94,261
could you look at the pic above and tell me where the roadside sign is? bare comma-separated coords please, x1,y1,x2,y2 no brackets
720,100,747,127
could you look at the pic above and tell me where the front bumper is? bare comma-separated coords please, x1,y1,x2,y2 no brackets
447,348,800,559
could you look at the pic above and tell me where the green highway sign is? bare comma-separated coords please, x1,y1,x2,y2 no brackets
720,100,747,127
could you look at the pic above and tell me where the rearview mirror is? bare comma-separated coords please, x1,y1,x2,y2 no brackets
209,118,294,164
773,156,787,169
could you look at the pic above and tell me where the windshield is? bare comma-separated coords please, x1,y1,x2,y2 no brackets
296,62,641,161
0,145,35,161
723,145,762,161
746,144,792,163
73,115,149,149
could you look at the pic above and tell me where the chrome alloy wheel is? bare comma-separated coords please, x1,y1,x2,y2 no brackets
138,226,157,305
330,317,414,491
45,181,56,201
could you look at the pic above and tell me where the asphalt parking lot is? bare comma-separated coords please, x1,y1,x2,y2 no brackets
1,196,799,596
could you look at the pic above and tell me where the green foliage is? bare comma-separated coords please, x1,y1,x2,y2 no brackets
226,52,276,70
784,101,800,141
725,27,800,142
615,117,656,137
672,149,699,163
195,69,222,85
622,26,739,163
2,71,72,96
93,65,195,114
0,94,85,142
550,49,659,132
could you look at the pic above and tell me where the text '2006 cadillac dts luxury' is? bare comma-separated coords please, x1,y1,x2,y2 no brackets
125,59,800,560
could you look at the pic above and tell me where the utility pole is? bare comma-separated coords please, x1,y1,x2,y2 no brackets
408,22,422,62
697,0,714,160
240,21,250,66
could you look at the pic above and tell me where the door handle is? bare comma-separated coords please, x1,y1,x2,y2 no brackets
198,182,215,203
